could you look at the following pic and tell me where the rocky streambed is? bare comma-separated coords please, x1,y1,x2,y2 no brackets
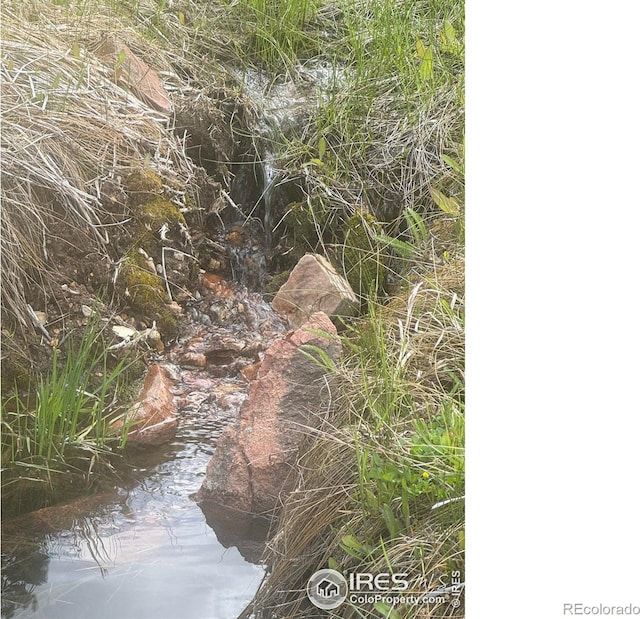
1,275,288,619
1,29,359,617
1,246,356,619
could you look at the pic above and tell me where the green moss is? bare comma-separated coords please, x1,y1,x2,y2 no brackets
284,199,328,260
136,195,186,230
342,210,386,298
118,262,177,339
125,169,164,206
263,269,291,301
119,172,187,339
128,192,186,258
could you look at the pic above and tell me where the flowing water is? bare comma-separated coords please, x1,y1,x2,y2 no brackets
229,61,345,251
1,276,287,619
0,64,336,619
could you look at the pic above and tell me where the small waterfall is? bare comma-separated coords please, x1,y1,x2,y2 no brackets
257,111,282,250
229,67,311,250
223,62,346,282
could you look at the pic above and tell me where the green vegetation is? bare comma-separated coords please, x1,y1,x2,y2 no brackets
235,0,321,67
1,0,463,614
1,318,138,514
220,1,465,616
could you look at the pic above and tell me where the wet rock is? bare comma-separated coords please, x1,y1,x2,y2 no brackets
272,253,358,329
195,312,341,527
202,272,235,297
115,363,177,446
180,352,207,368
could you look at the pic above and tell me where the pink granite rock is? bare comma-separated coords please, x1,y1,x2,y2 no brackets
95,36,172,115
195,312,341,523
272,254,357,329
116,363,177,446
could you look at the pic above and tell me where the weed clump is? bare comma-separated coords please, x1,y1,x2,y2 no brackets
1,318,140,516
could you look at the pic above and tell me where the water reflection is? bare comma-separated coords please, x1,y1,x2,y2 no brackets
1,380,266,619
1,546,49,618
2,467,265,619
2,278,287,619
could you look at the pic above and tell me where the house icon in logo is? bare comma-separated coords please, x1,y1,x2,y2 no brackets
317,578,339,598
307,568,348,609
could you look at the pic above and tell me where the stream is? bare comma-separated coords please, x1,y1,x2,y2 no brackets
0,63,332,619
1,276,287,619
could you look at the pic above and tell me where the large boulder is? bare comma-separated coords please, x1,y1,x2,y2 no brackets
272,254,357,329
194,312,341,529
114,363,177,446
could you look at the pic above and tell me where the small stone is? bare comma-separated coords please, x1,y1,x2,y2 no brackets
181,352,207,368
148,328,164,353
162,363,181,382
167,301,183,316
112,325,137,340
81,305,93,318
201,314,212,327
272,253,357,328
241,362,261,382
194,290,202,301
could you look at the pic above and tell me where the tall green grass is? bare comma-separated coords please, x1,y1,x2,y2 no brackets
1,318,137,481
239,0,320,67
344,271,464,530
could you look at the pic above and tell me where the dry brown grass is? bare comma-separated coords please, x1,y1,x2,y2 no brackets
246,254,465,619
0,1,208,332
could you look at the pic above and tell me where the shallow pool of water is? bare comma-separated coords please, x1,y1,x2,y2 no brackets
2,281,287,619
2,378,265,619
